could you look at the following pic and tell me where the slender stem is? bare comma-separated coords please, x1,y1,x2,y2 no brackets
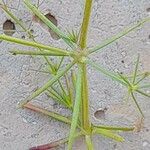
86,59,127,86
135,90,150,98
81,64,91,132
131,92,144,117
85,135,94,150
10,49,71,56
93,125,134,131
93,127,124,142
0,34,69,55
24,0,74,49
133,55,140,84
79,0,93,49
78,0,93,134
18,61,75,107
1,3,57,73
89,17,150,54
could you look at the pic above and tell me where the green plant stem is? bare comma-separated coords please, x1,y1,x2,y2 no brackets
79,0,93,49
85,135,94,150
24,0,74,49
10,49,70,56
86,59,127,86
78,0,93,135
68,65,82,150
133,55,140,84
0,34,69,55
0,3,58,74
136,90,150,98
19,61,75,107
81,64,91,132
89,18,150,54
93,125,134,131
131,92,144,117
93,127,124,142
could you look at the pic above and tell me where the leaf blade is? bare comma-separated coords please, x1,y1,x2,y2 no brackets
18,61,75,107
68,65,82,150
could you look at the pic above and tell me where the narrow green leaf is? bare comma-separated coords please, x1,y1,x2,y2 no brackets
47,88,71,108
18,61,75,107
93,127,124,142
133,55,140,84
65,74,73,105
24,0,74,48
118,73,132,87
136,90,150,98
10,49,70,56
57,56,64,71
67,30,79,44
86,59,127,86
89,18,150,54
131,92,144,117
0,34,69,55
0,3,58,74
68,65,82,150
93,125,134,131
135,73,149,85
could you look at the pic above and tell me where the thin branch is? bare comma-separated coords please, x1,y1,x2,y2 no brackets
133,55,140,84
24,0,74,48
86,59,127,86
10,49,71,56
79,0,93,49
18,61,75,107
89,18,150,54
0,34,69,55
131,92,144,117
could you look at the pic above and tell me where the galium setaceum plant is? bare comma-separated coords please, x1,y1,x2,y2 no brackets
0,0,150,150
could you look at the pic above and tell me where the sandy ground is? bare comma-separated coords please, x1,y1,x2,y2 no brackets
0,0,150,150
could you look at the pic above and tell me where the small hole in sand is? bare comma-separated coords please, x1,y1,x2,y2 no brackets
146,8,150,13
3,20,16,36
94,108,107,120
30,29,34,34
21,35,25,39
33,13,60,40
45,13,60,40
121,60,124,63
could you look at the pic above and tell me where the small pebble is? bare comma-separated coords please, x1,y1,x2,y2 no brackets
143,141,149,147
121,51,127,57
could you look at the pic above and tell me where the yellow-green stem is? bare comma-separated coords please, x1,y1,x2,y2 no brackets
81,64,91,132
79,0,93,133
79,0,93,49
